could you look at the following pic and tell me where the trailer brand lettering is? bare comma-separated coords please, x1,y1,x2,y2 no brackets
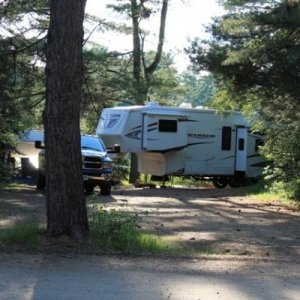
188,133,215,139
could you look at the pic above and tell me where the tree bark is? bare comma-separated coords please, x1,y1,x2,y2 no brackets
44,0,89,239
145,0,168,77
131,0,145,104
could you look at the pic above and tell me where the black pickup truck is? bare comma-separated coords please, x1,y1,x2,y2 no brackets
36,135,114,195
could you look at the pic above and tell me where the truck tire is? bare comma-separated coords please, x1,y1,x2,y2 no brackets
100,184,111,196
84,184,94,194
36,173,46,190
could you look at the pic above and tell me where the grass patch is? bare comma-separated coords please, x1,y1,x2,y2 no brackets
0,221,43,249
0,181,21,190
243,182,300,209
137,232,171,253
89,209,170,254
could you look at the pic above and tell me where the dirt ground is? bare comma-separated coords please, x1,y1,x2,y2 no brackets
0,184,300,258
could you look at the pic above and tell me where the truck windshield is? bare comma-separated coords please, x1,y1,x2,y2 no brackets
81,136,106,152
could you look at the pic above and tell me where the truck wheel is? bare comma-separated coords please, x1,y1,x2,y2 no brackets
36,173,46,190
100,184,111,196
212,177,228,189
85,184,94,194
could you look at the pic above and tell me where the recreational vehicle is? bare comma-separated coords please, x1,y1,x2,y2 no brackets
96,102,265,188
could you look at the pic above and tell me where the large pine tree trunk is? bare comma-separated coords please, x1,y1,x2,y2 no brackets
44,0,88,238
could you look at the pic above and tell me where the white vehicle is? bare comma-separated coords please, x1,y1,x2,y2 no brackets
96,102,265,188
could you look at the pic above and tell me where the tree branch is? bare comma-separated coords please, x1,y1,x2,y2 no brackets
145,0,168,76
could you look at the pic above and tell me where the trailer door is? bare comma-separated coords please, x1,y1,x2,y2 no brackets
142,113,188,151
235,127,247,174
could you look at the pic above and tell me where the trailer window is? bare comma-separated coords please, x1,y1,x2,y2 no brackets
159,119,177,132
222,126,232,151
238,138,245,151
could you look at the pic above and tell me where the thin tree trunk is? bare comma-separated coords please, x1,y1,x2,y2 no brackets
44,0,88,239
129,0,169,183
129,153,139,184
145,0,168,76
131,0,146,104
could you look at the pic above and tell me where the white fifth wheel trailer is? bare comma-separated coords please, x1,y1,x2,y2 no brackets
96,102,265,188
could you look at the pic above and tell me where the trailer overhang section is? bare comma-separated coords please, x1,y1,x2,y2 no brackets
96,108,133,152
97,107,190,153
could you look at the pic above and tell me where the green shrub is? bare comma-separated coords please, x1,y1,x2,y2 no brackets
270,180,300,201
89,209,168,254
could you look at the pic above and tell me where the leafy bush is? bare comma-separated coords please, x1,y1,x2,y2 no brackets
263,166,300,201
269,180,300,202
89,209,168,254
111,154,130,184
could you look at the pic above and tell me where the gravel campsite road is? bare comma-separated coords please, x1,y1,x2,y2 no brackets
0,185,300,299
0,253,299,300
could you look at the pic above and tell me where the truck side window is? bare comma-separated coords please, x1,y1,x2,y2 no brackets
159,119,177,132
222,126,232,151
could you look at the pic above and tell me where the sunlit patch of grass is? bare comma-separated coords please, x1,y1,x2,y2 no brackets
136,232,170,253
89,209,171,254
0,221,44,249
244,182,300,209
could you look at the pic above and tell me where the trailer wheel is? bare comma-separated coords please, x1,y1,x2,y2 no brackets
213,177,228,189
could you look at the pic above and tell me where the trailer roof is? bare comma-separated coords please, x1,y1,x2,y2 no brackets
108,104,241,116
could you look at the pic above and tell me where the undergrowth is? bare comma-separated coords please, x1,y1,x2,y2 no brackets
0,181,21,190
244,181,300,209
0,221,43,249
88,208,170,254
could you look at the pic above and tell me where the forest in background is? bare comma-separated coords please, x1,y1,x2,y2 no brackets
1,0,299,204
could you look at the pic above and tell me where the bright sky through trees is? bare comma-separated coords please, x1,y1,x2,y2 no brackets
85,0,224,71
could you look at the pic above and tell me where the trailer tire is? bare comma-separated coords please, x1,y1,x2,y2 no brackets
213,177,228,189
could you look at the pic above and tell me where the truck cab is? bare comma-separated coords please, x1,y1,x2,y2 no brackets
36,135,114,195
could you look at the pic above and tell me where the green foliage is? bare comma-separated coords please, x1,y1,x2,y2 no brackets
0,221,43,249
273,180,300,202
0,1,47,178
0,36,45,179
89,208,168,254
179,72,215,107
245,179,300,207
81,46,184,132
112,154,130,183
187,0,300,198
81,46,134,132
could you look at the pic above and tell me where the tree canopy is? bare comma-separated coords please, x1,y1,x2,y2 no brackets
0,1,46,178
187,0,300,195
